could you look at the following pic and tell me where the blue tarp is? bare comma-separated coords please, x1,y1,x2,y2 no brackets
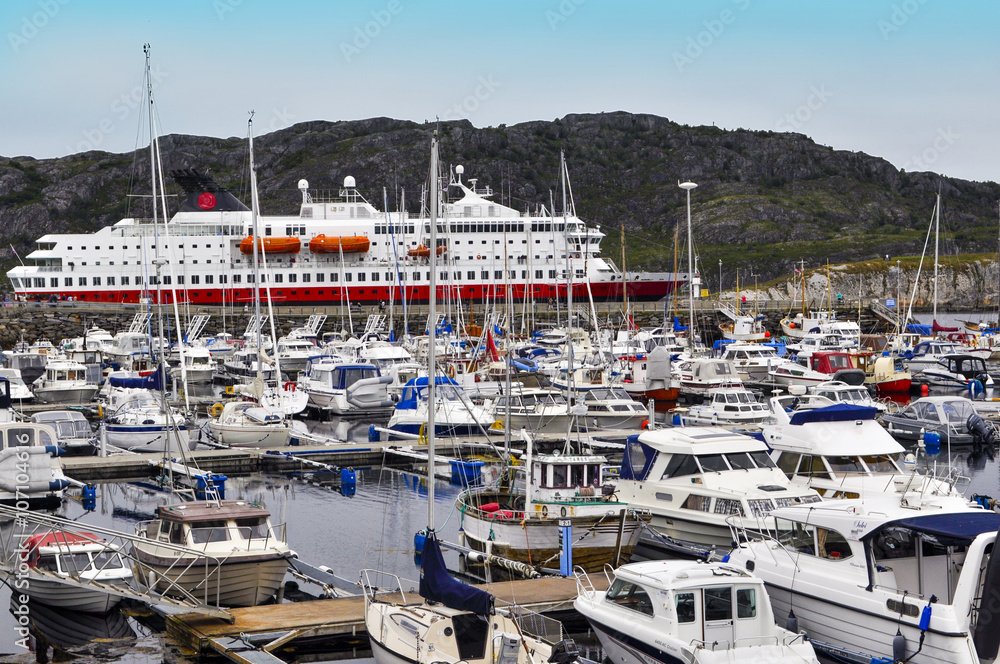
907,324,933,335
672,316,689,332
108,367,163,391
620,435,659,481
788,403,878,426
863,511,1000,547
419,531,493,615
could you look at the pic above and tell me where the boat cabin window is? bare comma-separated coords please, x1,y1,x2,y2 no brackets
726,452,756,470
796,455,831,479
628,441,653,477
570,464,585,487
776,452,800,475
36,554,57,572
190,520,231,544
168,522,185,545
704,587,732,621
736,588,756,618
682,494,712,512
550,465,568,488
871,527,917,560
7,427,38,447
698,454,728,473
824,456,866,474
776,518,817,555
59,552,93,573
235,517,270,539
92,550,124,569
750,451,775,468
817,528,853,559
863,454,901,473
661,454,700,479
675,592,696,623
605,578,654,616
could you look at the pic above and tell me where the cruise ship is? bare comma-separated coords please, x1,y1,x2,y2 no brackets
6,166,684,306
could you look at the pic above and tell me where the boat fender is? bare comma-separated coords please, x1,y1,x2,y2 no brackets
923,431,941,456
641,419,650,430
44,446,64,457
50,479,70,491
919,599,933,631
340,467,356,489
284,381,296,392
785,610,797,633
97,403,103,419
414,529,427,554
368,424,379,442
209,403,224,418
892,630,906,662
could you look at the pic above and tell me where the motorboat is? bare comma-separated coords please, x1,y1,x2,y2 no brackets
865,354,912,394
386,376,493,438
456,445,649,572
779,309,833,338
715,342,782,382
612,427,820,555
133,500,293,607
674,357,741,397
169,346,215,384
30,410,95,455
206,401,291,448
274,336,318,377
579,387,648,430
905,339,979,373
490,387,573,434
768,351,865,387
8,596,134,649
0,420,71,505
296,358,394,417
676,387,771,427
32,359,98,404
574,560,819,664
726,496,1000,664
19,531,133,613
222,346,277,382
0,368,33,401
786,332,845,358
915,353,994,388
882,396,998,446
620,345,679,411
808,380,887,413
100,388,191,453
764,398,970,501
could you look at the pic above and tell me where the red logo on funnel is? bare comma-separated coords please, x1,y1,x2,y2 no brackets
197,192,216,210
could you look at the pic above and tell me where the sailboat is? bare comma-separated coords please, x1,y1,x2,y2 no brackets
362,134,583,664
206,115,292,448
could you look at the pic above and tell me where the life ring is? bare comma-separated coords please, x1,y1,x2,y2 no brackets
560,506,567,518
641,419,650,430
225,385,235,395
284,381,296,392
447,365,456,379
477,254,482,259
209,403,224,418
541,506,548,518
97,403,103,419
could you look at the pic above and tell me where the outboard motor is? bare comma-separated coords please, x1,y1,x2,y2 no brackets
967,413,998,445
548,639,581,664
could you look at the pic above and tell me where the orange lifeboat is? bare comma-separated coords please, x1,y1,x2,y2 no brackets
407,244,447,257
308,235,370,254
239,236,301,255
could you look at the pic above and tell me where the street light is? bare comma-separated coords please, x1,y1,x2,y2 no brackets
679,181,698,350
718,259,722,296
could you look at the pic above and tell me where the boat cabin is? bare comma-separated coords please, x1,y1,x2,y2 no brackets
23,532,130,581
303,361,382,390
145,501,281,549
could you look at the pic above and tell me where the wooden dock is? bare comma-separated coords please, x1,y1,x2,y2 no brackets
166,575,608,656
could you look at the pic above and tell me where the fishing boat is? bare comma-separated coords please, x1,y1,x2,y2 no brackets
18,531,133,613
866,354,912,394
133,500,293,607
574,560,820,664
726,496,1000,664
456,443,649,572
32,359,98,404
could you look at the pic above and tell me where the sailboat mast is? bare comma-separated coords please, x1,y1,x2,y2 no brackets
561,151,575,448
934,193,940,322
248,115,264,371
427,134,439,532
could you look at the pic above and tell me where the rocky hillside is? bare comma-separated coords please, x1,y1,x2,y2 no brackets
2,112,999,287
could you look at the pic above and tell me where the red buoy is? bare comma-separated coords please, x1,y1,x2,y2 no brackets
920,384,929,396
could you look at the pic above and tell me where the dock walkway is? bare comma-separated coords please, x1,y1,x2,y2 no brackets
167,575,608,655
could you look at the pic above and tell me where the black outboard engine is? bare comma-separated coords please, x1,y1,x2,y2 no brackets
548,639,582,664
968,413,998,445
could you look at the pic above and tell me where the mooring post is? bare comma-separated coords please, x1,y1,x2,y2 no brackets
559,519,573,576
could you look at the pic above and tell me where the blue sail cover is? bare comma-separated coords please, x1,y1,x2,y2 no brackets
108,367,163,390
788,403,878,426
672,316,689,332
395,376,459,410
907,324,933,335
419,532,493,615
620,435,659,481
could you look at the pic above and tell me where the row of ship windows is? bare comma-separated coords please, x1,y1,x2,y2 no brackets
17,268,587,289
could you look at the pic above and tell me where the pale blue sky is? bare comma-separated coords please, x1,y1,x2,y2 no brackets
2,0,998,182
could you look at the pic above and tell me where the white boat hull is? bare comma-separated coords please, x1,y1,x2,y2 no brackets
23,576,123,613
206,422,290,448
34,385,98,404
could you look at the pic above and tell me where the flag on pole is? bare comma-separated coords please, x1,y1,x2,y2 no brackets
485,329,500,362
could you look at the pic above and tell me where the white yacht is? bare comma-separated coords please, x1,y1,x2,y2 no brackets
676,387,771,428
575,560,819,664
170,345,215,384
386,376,493,439
490,387,573,434
100,387,191,453
296,358,394,416
0,368,33,401
764,397,969,501
579,387,648,430
715,342,783,382
613,427,820,554
675,357,742,397
727,496,1000,664
206,401,291,448
808,380,887,412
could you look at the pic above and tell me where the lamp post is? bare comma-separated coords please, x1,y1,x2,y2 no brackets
718,259,722,297
679,181,698,351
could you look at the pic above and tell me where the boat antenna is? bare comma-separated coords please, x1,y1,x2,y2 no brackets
426,132,440,534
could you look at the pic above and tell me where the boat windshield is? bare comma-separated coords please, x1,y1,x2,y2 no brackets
824,456,866,474
190,520,231,543
58,553,94,573
235,517,270,539
92,550,124,569
863,454,902,472
942,400,976,423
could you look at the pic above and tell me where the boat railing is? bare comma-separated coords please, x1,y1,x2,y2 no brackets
132,521,227,606
359,568,419,605
231,523,288,551
502,603,564,643
572,564,613,599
